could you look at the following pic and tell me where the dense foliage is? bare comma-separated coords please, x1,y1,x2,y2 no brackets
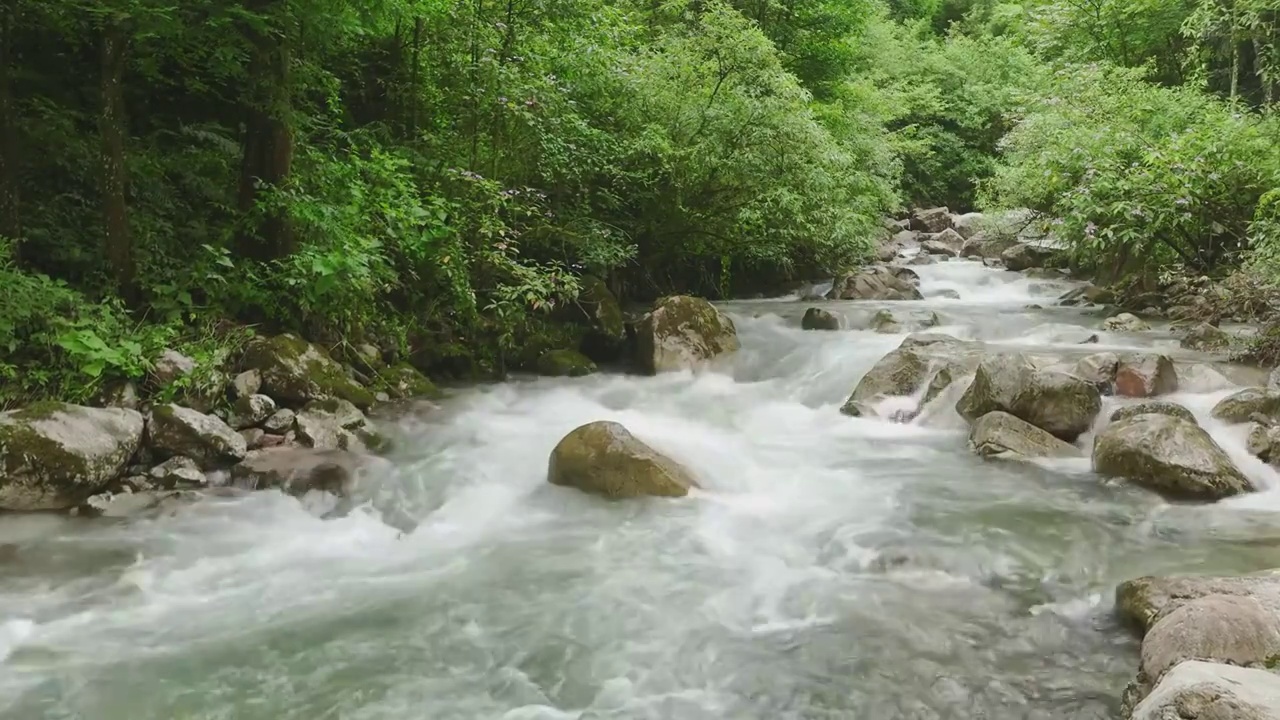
2,0,1279,406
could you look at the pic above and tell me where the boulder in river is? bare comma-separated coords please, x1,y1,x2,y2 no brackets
376,363,439,399
1129,661,1280,720
951,212,986,240
1247,422,1280,464
1058,285,1114,307
0,403,145,511
636,295,740,374
149,404,247,469
148,456,206,488
1212,388,1280,424
956,354,1101,441
1110,401,1196,425
1092,413,1253,501
968,411,1081,459
536,349,598,377
241,333,376,410
1102,313,1151,332
1114,353,1178,398
547,421,697,498
869,308,941,334
1001,243,1057,272
294,398,383,453
1072,352,1120,394
1116,573,1280,634
827,265,923,301
1180,322,1231,352
909,207,952,233
231,447,374,497
920,228,965,256
1140,594,1280,685
802,307,842,331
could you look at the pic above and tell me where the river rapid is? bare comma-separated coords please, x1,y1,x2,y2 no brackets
4,259,1280,719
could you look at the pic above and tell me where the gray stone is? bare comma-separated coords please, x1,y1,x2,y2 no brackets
149,404,247,468
1103,313,1151,332
969,411,1081,459
548,421,698,499
241,333,376,410
239,428,267,450
152,349,197,386
1001,243,1057,272
801,307,841,331
921,228,965,256
1213,388,1280,425
951,212,986,240
295,399,370,451
827,266,923,301
262,408,297,434
230,369,262,400
1116,573,1280,634
227,394,277,430
1093,414,1253,501
148,456,206,488
956,354,1101,441
1182,322,1231,352
1131,661,1280,720
1110,402,1196,424
909,207,952,233
230,448,377,497
1115,353,1179,398
636,296,740,374
1141,595,1280,682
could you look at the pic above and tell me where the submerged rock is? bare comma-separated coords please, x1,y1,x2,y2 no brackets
1092,414,1252,501
802,307,842,331
1130,661,1280,720
536,349,598,377
968,411,1080,459
1103,313,1151,332
956,354,1101,441
1212,388,1280,424
231,447,374,497
636,295,740,374
827,266,923,301
547,421,697,498
149,404,247,469
242,333,376,410
1110,401,1196,424
1114,353,1178,398
0,403,144,511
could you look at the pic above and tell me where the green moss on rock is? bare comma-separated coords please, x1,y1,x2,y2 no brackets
377,363,440,399
241,333,376,409
536,349,598,377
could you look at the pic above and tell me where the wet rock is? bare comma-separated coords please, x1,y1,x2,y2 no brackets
1115,353,1178,398
907,253,936,266
152,349,197,386
843,336,965,419
1073,352,1120,393
910,207,952,233
239,428,267,450
1001,243,1058,272
0,404,145,510
1268,367,1280,390
1110,402,1196,424
1092,414,1252,501
960,234,986,258
1181,322,1231,352
801,307,842,331
536,349,598,377
262,408,296,435
1116,573,1280,634
869,309,941,334
241,333,376,410
227,394,277,430
80,488,204,519
547,421,697,499
1103,313,1151,332
230,369,262,401
957,354,1101,441
951,212,986,240
1247,422,1280,463
827,266,923,301
295,398,374,452
148,456,206,488
1141,595,1280,683
921,228,965,256
1212,388,1280,424
1130,661,1280,720
636,295,740,374
231,448,373,496
1059,285,1114,307
150,404,247,469
259,433,287,448
375,363,438,398
969,411,1081,459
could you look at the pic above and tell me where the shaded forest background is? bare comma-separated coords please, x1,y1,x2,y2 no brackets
1,0,1278,406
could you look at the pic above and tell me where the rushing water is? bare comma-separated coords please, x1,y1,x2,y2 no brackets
5,259,1280,720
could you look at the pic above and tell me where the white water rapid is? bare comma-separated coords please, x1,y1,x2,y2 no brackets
4,259,1280,719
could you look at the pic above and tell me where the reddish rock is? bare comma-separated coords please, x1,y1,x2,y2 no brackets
1115,353,1178,398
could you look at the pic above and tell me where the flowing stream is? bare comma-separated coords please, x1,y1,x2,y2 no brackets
5,259,1280,719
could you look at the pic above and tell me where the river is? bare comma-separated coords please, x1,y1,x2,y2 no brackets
3,258,1280,719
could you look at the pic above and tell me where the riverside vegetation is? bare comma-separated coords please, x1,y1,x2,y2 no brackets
5,0,1280,717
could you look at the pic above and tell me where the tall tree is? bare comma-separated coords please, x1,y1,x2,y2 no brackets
0,0,19,249
99,11,134,300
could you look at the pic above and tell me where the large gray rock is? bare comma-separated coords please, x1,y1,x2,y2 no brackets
229,369,262,401
1181,322,1231,352
148,456,206,488
1103,313,1151,332
150,404,247,468
842,336,967,420
1115,353,1178,398
294,398,376,452
231,448,376,497
548,421,697,498
0,403,145,510
920,228,965,256
951,212,986,240
227,394,277,430
1001,243,1057,272
969,411,1081,459
1247,422,1280,464
827,266,922,301
910,207,952,233
1092,414,1253,501
1111,401,1196,424
636,296,740,374
1130,661,1280,720
1116,573,1280,634
241,333,376,410
1073,352,1120,392
152,349,197,386
1141,595,1280,683
1212,388,1280,425
956,354,1101,441
868,308,941,334
802,307,842,331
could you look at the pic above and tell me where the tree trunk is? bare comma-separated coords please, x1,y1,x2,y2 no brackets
100,20,135,302
0,0,20,251
235,1,294,262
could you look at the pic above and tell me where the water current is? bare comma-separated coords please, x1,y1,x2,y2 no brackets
4,258,1280,719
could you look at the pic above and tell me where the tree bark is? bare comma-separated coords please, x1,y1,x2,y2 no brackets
235,0,294,262
100,19,135,302
0,0,20,251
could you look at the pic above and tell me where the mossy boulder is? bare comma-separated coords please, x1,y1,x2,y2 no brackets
969,411,1081,459
1115,573,1280,635
547,421,697,498
0,403,145,510
377,363,439,398
802,307,842,331
150,404,248,469
636,295,740,374
536,349,598,377
241,333,376,410
1180,322,1231,351
827,266,922,301
957,354,1101,441
294,398,383,452
1212,388,1280,424
1110,401,1196,424
227,394,277,430
575,275,627,363
1092,413,1252,501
